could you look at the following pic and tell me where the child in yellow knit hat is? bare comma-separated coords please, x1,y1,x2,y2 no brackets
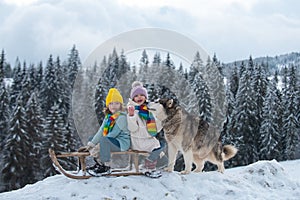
80,88,130,176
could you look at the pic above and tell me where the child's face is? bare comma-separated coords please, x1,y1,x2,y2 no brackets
133,94,146,105
108,102,122,113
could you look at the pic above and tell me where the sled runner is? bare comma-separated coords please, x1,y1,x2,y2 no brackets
48,148,161,179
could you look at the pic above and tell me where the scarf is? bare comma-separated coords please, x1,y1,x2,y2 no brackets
135,105,157,137
102,112,121,136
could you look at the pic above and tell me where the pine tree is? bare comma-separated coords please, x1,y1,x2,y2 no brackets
1,99,30,191
138,49,149,83
9,58,23,108
54,56,70,120
67,45,81,89
186,52,205,115
72,67,99,145
174,62,191,108
258,77,280,160
0,86,9,152
205,56,226,129
28,64,37,92
35,61,43,92
162,53,176,87
193,72,212,121
273,70,284,161
0,50,10,152
152,52,161,67
282,65,299,160
230,57,259,166
252,63,268,148
0,50,4,83
116,50,133,99
41,103,70,177
222,66,239,145
99,56,107,74
40,55,57,115
1,50,12,78
24,93,44,181
188,51,203,84
19,72,32,107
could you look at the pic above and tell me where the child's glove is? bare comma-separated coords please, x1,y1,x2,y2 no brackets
78,142,95,152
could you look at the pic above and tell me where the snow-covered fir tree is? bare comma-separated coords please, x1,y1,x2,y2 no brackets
187,52,212,119
35,61,43,92
9,58,23,108
1,99,31,191
54,56,70,120
230,57,259,166
41,103,74,178
152,52,161,67
138,49,149,83
116,50,133,100
222,65,239,144
204,56,226,129
40,55,58,116
0,50,5,83
188,51,203,83
0,50,10,152
72,66,99,144
19,72,32,107
162,53,177,89
193,72,212,122
67,45,81,90
281,65,299,160
258,77,280,160
24,93,44,182
252,62,268,147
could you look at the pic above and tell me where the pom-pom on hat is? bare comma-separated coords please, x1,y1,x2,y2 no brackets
130,81,148,99
106,88,123,107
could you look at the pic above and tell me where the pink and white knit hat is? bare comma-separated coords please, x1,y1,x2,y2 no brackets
130,81,148,99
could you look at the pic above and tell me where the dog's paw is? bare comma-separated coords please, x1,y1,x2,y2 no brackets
192,168,203,173
180,170,191,175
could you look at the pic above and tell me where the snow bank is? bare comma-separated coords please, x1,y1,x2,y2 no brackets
0,160,299,200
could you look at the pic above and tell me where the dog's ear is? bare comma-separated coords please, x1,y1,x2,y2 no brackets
158,98,168,105
167,99,174,108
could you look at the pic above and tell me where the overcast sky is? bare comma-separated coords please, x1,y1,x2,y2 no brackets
0,0,299,65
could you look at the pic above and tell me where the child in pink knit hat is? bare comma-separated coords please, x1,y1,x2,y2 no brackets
127,81,166,177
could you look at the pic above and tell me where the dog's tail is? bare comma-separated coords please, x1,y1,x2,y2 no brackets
222,145,238,161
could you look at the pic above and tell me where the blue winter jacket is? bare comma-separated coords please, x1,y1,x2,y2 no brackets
91,112,130,151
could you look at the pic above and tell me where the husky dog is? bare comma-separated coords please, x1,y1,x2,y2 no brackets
150,98,237,174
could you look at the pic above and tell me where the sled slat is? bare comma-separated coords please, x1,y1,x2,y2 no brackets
56,152,90,157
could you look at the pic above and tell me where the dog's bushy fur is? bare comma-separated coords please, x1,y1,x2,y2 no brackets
151,98,237,174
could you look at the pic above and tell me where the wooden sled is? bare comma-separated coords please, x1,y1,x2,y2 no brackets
48,148,150,179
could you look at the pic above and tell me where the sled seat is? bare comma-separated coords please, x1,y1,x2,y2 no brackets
56,149,149,173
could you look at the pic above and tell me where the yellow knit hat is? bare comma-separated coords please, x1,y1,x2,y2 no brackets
105,88,123,107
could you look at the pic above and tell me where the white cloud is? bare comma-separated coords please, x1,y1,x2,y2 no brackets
3,0,39,6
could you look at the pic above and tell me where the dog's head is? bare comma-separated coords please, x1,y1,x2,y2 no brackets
149,98,179,121
158,98,178,110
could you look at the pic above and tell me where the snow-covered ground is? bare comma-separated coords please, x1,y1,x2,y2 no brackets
0,159,299,200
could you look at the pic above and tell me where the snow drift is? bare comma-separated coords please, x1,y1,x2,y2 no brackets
0,160,299,200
